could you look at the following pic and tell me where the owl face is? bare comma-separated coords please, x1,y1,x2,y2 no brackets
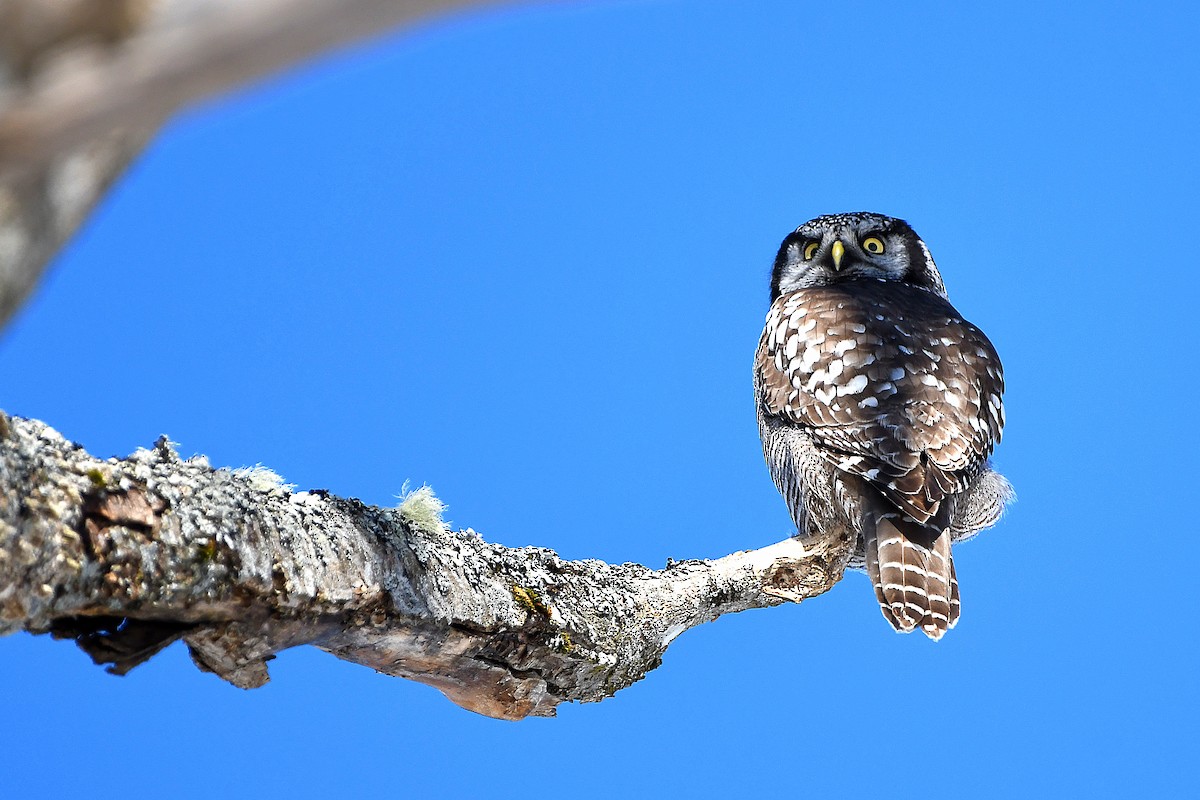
770,212,946,301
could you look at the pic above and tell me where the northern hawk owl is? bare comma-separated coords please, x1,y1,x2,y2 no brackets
755,212,1012,639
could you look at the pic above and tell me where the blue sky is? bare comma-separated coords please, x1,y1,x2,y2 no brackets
2,0,1197,796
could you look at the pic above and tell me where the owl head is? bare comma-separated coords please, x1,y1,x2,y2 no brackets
770,212,946,302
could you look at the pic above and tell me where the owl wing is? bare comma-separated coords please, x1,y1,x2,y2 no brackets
755,279,1004,524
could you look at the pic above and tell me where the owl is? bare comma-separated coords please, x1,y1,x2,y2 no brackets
755,212,1012,639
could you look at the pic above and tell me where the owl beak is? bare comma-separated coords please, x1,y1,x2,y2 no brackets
830,240,845,271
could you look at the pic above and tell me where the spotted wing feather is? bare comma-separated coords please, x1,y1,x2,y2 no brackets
755,278,1004,524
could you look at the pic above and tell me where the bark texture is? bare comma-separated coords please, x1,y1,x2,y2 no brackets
0,411,851,719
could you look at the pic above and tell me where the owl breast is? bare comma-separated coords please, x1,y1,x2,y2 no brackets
755,277,1004,524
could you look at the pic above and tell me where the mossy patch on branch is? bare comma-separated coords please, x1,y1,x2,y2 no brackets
512,585,550,618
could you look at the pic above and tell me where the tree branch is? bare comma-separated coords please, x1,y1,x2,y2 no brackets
0,1,852,719
0,410,850,719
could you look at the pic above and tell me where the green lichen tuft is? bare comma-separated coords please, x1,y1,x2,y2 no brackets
85,468,108,488
397,482,447,534
232,465,295,494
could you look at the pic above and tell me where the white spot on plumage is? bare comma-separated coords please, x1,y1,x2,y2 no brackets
859,396,879,408
834,339,859,354
890,367,905,381
839,374,869,395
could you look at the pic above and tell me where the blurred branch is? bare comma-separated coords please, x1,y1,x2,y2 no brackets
0,0,505,328
0,128,151,329
0,411,850,719
0,0,506,175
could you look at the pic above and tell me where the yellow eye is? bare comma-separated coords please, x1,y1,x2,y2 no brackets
861,236,885,255
803,241,820,260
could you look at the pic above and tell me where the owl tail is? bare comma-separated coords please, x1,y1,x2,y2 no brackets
864,513,960,640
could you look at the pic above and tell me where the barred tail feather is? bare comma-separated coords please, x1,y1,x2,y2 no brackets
921,530,955,639
864,523,900,630
948,550,961,628
865,514,957,640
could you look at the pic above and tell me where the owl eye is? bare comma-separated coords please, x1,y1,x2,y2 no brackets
861,236,885,255
803,241,820,260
